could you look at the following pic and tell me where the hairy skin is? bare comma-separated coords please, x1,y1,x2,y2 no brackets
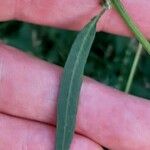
0,0,150,150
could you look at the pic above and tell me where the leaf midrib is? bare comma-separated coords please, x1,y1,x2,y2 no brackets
61,21,96,150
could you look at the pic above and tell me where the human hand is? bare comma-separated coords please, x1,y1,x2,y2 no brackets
0,0,150,150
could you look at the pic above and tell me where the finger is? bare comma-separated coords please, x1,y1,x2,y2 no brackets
0,113,103,150
1,44,150,149
0,0,150,38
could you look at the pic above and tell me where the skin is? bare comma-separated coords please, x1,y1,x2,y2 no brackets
0,0,150,149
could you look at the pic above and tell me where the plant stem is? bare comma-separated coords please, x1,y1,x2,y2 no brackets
110,0,150,55
125,43,143,93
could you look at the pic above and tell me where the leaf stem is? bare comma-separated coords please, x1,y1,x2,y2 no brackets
125,43,143,93
110,0,150,55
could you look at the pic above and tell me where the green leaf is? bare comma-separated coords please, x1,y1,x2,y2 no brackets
55,14,102,150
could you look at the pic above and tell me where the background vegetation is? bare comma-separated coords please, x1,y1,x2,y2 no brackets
0,21,149,99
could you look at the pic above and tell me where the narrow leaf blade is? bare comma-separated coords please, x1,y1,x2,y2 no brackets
56,15,100,150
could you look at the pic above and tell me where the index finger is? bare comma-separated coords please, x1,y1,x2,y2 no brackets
0,0,150,38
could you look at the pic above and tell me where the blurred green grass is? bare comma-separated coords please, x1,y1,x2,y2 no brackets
0,21,149,99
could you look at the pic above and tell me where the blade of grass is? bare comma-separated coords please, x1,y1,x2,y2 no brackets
110,0,150,55
55,8,107,150
125,43,143,93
